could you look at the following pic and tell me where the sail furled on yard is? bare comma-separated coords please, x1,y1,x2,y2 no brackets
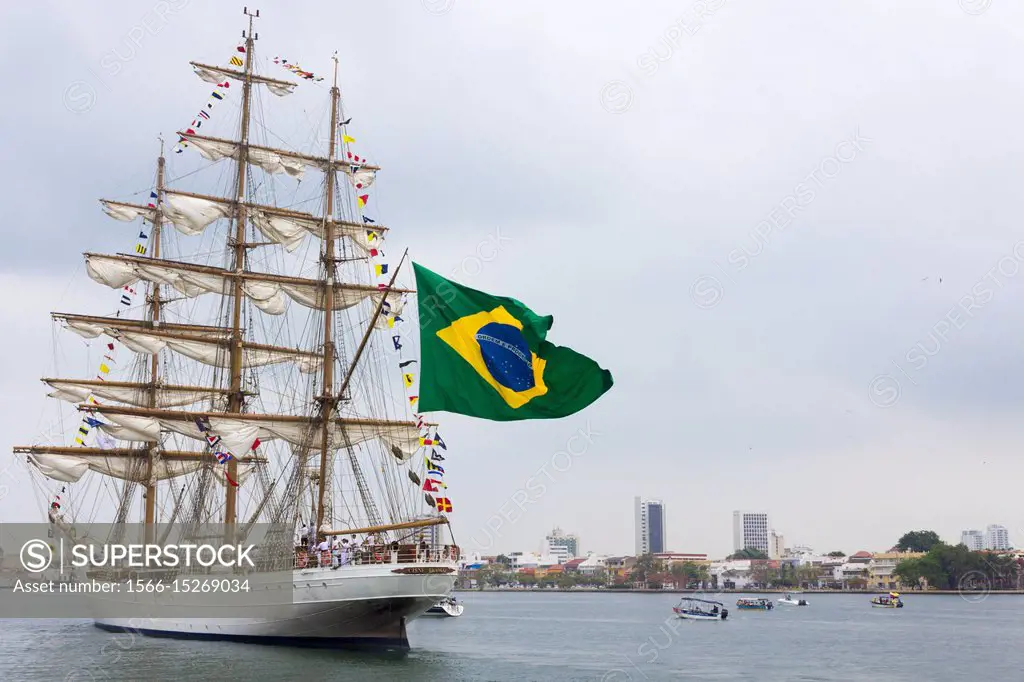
88,408,423,462
178,132,323,179
45,379,224,409
101,200,161,224
22,447,261,485
190,61,297,97
54,313,322,374
84,254,406,316
101,189,385,254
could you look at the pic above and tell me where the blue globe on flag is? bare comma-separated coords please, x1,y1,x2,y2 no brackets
475,322,535,392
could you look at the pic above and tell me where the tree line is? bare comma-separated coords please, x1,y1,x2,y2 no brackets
893,542,1020,590
462,531,1021,591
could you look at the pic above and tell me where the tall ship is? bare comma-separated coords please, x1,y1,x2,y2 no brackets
13,8,460,649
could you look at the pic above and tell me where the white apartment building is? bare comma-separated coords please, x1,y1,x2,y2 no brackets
985,524,1011,551
961,530,984,551
733,511,770,555
543,527,580,563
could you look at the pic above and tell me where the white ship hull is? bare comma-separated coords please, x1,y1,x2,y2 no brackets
93,560,456,649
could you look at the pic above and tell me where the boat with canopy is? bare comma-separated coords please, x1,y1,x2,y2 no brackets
673,597,728,621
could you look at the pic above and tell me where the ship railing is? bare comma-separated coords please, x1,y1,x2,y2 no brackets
293,543,461,569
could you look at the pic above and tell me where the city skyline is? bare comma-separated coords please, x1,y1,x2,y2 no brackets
466,510,1015,559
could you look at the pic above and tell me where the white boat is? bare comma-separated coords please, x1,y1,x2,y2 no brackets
673,598,728,621
14,8,462,650
423,596,464,617
778,594,808,606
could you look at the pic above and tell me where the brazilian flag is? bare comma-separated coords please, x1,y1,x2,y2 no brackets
413,263,613,421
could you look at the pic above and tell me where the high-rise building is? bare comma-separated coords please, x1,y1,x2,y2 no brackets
985,524,1011,551
961,530,984,551
769,530,785,560
544,527,580,563
733,511,770,555
634,497,666,555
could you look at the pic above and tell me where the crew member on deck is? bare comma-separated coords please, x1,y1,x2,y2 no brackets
418,534,429,561
350,533,362,563
316,535,330,567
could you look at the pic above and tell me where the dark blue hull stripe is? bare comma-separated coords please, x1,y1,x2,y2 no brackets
94,622,410,650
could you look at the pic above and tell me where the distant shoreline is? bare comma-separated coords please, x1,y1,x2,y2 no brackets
455,588,1024,595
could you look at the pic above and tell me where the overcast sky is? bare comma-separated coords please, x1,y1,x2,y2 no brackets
1,0,1023,559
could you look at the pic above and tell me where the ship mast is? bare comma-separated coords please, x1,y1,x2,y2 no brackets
144,138,166,544
18,17,433,539
225,7,259,533
314,54,341,535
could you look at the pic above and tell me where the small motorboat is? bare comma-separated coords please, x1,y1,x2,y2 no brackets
673,597,728,621
871,592,903,609
778,593,808,606
736,598,774,610
424,596,464,617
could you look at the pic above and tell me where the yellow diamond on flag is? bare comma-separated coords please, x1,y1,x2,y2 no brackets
436,306,548,409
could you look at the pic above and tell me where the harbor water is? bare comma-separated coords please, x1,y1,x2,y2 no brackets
1,591,1021,681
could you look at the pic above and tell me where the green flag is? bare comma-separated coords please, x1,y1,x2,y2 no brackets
413,262,613,421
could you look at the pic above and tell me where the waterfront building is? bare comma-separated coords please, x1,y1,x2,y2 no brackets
506,551,561,570
652,552,709,566
544,527,580,562
732,511,770,555
832,551,872,588
961,530,984,551
709,559,754,590
791,554,846,589
576,553,608,575
606,556,637,582
867,551,926,590
985,525,1011,551
833,562,869,587
634,497,666,555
